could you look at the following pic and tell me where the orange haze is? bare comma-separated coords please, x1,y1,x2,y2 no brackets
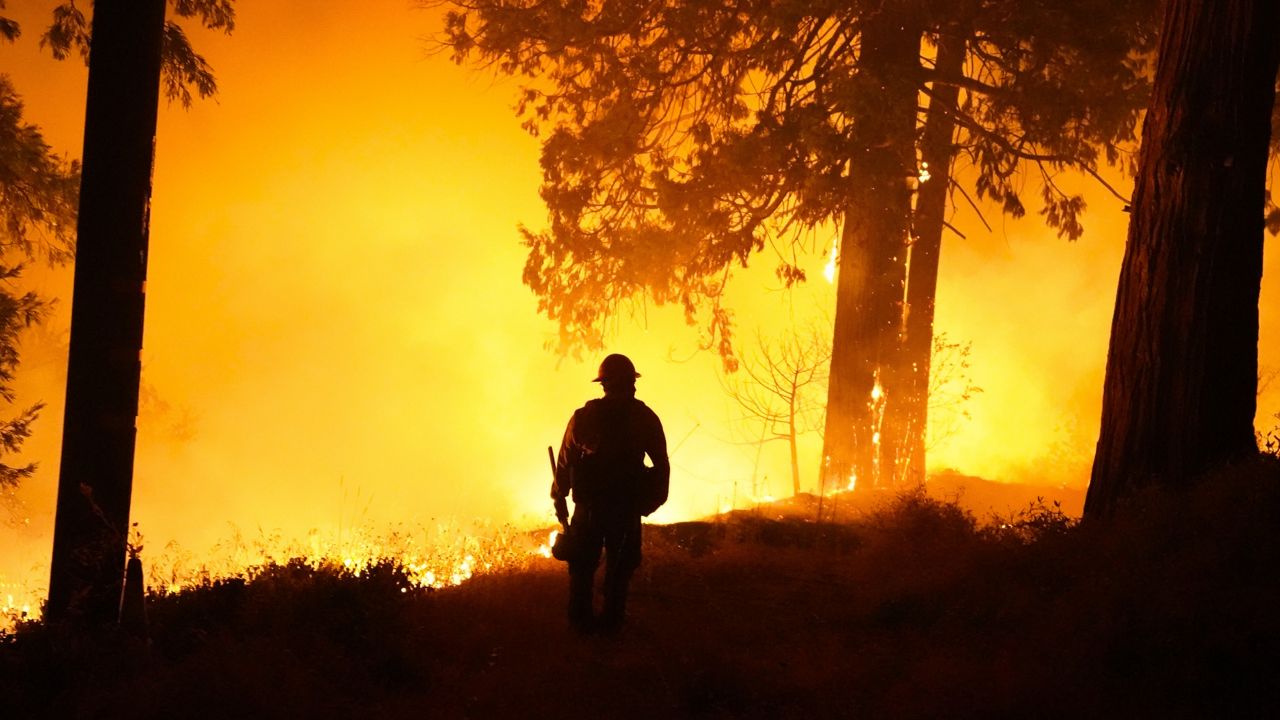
2,2,1279,605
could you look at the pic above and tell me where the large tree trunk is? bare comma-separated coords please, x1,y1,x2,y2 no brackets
820,10,921,492
892,34,965,488
1086,0,1279,517
46,0,166,624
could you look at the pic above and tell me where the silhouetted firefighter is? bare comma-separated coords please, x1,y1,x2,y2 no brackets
552,354,669,634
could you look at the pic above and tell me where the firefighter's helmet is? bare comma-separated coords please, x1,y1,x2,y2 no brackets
593,353,641,383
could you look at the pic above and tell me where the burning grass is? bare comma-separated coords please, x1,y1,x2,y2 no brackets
144,518,543,594
0,518,551,632
3,458,1279,718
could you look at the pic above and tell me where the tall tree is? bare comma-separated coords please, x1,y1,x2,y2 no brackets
821,3,921,492
893,34,963,486
1086,0,1280,517
437,0,1154,490
45,0,167,625
42,0,235,623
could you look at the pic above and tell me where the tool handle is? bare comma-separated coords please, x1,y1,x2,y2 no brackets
549,446,569,529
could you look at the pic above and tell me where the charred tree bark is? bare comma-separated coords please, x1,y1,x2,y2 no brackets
893,35,965,488
1086,0,1280,517
46,0,166,624
821,10,921,492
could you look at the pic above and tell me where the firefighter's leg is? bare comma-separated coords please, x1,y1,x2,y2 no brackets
600,515,642,632
567,509,602,632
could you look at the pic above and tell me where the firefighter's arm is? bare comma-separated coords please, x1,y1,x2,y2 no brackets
550,458,569,529
552,413,578,526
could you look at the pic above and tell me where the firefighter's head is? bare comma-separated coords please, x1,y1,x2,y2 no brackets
593,353,640,396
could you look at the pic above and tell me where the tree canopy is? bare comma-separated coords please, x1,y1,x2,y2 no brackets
438,0,1154,359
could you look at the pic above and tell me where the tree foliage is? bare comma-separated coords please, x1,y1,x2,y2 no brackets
40,0,236,108
0,4,76,492
923,333,981,451
0,77,78,264
0,266,44,491
436,0,1156,363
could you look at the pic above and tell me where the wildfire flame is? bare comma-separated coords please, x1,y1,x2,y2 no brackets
1,593,30,619
536,529,558,559
824,236,840,283
869,372,888,484
0,581,35,628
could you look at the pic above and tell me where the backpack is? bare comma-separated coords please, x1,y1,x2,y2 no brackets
570,399,645,509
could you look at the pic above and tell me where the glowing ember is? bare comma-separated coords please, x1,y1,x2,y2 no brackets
918,161,932,183
824,236,840,283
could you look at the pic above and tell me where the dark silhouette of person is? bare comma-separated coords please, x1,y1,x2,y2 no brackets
552,353,669,634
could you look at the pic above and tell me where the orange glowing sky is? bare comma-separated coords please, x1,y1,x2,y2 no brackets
2,0,1279,585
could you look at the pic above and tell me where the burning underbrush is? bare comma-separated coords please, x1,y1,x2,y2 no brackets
1,519,555,632
143,519,548,595
3,458,1279,718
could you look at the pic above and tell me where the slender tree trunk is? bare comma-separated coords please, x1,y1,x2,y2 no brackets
788,390,800,495
821,10,922,492
1086,0,1279,517
46,0,166,623
892,35,965,487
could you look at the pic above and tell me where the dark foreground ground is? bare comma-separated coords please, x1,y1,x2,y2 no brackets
3,460,1279,719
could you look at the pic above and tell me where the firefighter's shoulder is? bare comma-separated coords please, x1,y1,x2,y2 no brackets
631,399,662,424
